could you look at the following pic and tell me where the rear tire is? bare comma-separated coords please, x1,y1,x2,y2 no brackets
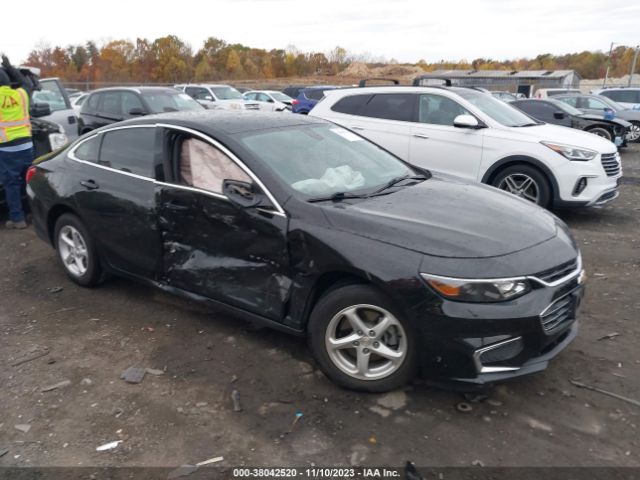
308,284,418,392
491,164,551,207
54,213,102,287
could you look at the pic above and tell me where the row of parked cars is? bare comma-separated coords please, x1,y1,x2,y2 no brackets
22,74,628,393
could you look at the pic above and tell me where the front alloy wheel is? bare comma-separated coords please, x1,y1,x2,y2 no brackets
308,284,417,392
497,173,540,204
492,165,551,207
54,213,103,286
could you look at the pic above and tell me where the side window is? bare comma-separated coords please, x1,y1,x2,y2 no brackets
99,127,157,178
586,98,607,110
306,89,327,101
331,94,373,115
418,94,469,125
74,135,101,162
244,92,257,100
604,90,635,103
517,101,552,118
101,92,122,116
561,97,578,107
87,93,101,111
361,94,416,122
258,93,271,102
179,138,251,195
122,92,144,115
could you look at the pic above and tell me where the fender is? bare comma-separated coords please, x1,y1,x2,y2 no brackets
481,155,560,202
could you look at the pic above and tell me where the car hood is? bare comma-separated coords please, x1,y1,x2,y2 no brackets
497,123,618,152
320,175,559,259
577,113,632,127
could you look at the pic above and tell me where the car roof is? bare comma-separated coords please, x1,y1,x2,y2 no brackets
183,84,235,88
89,86,180,94
111,110,328,136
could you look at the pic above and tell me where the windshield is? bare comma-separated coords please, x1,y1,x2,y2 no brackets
456,89,538,127
551,99,583,116
598,96,624,111
210,87,243,100
270,92,293,102
141,91,203,113
239,124,416,198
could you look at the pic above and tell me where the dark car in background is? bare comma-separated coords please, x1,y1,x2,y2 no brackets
78,87,203,133
554,94,640,143
281,85,308,100
512,98,632,146
292,86,341,114
27,111,583,392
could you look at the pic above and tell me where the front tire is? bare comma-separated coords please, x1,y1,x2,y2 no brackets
587,126,612,141
628,122,640,143
491,164,551,207
54,213,102,287
308,284,417,392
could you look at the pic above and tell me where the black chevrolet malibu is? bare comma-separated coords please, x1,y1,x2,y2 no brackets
27,111,585,392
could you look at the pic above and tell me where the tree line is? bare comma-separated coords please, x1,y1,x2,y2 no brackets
23,36,639,87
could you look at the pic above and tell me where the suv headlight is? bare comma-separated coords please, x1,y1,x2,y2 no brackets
541,142,597,161
421,273,531,303
49,125,69,151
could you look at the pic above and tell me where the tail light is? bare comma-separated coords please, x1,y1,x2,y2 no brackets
26,165,37,183
292,99,299,106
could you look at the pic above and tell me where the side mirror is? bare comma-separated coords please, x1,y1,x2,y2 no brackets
30,102,51,118
223,179,267,208
129,107,146,116
553,111,566,119
453,114,480,129
267,98,274,103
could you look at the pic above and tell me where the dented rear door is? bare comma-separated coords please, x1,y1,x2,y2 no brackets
157,185,291,321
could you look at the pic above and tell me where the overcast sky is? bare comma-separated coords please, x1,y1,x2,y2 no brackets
3,0,639,64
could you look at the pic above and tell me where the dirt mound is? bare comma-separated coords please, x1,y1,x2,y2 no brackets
338,62,371,77
338,62,425,81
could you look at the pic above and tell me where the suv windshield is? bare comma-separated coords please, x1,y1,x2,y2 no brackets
141,91,202,113
456,89,538,127
239,124,417,198
210,87,243,100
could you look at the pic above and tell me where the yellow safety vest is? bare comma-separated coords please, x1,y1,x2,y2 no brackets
0,86,31,143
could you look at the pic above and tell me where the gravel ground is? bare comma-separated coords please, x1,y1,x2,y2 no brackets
0,145,639,471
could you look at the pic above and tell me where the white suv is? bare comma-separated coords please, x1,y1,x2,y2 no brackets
310,86,622,208
174,84,259,111
591,87,640,110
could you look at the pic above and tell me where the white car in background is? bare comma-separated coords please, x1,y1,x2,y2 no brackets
591,87,640,110
310,85,622,208
174,84,259,111
242,90,293,111
70,92,89,115
534,88,581,98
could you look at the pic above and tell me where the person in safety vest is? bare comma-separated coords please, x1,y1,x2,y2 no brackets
0,55,34,229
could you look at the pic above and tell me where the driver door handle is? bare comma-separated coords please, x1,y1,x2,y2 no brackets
80,179,99,190
350,126,365,131
413,133,429,139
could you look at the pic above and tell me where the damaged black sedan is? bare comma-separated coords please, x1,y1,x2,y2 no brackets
27,111,585,392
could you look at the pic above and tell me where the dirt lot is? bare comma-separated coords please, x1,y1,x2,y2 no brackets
1,145,639,471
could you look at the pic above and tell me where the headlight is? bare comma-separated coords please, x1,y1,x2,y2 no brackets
541,142,597,161
48,132,69,151
421,273,531,303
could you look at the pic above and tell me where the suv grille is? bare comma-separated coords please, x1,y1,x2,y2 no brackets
540,294,575,331
601,153,621,177
535,258,578,284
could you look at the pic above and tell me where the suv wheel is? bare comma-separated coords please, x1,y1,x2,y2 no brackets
308,284,417,392
587,126,612,141
492,165,551,207
54,214,102,286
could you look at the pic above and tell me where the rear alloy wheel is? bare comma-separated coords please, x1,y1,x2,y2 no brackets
587,126,612,141
628,122,640,143
54,213,102,286
492,165,551,207
308,284,417,392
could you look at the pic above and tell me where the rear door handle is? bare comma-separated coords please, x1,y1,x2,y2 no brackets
80,180,99,190
413,133,429,139
166,200,190,212
350,126,365,131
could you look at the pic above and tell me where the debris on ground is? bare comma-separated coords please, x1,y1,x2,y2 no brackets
41,379,71,392
141,327,154,332
96,440,122,451
80,378,93,386
463,392,489,403
195,456,224,466
597,332,621,341
376,390,407,410
456,402,473,413
231,389,242,412
0,448,8,458
527,418,553,432
369,406,391,418
10,346,50,366
570,379,640,407
167,465,198,479
48,286,64,294
146,368,165,376
230,374,238,384
45,307,80,316
368,436,377,445
14,424,31,433
120,366,146,384
287,412,303,433
472,459,485,467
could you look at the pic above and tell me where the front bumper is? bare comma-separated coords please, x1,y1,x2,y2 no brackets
413,273,584,384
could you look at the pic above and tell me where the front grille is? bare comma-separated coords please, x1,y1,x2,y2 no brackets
535,258,578,284
540,294,575,331
601,153,621,177
478,338,524,364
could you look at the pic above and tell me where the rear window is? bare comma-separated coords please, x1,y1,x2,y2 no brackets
305,89,329,101
74,135,101,162
331,94,373,115
360,94,416,122
99,127,156,178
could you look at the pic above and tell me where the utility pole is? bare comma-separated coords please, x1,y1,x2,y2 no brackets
629,45,639,87
603,42,615,87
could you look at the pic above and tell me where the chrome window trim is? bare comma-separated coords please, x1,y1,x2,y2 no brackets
67,123,287,218
473,336,523,374
421,254,583,289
